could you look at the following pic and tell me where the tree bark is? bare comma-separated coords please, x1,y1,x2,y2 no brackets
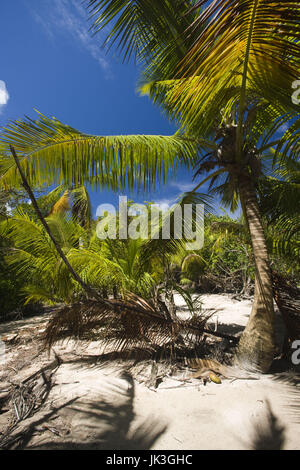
236,173,275,373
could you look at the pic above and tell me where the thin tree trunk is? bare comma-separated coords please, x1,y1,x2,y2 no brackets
10,146,100,301
236,173,275,373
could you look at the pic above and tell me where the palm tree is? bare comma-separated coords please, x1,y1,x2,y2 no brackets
0,211,86,304
0,0,299,371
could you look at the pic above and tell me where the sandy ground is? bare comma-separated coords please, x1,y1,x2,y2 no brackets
0,295,299,450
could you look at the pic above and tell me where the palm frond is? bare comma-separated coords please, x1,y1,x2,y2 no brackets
142,1,300,135
85,0,196,64
258,175,300,260
0,212,85,304
259,177,300,222
0,113,197,191
44,292,210,355
139,191,215,268
71,186,92,227
49,190,70,216
274,115,300,164
181,253,204,273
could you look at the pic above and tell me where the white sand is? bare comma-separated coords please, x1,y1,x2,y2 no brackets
0,295,299,450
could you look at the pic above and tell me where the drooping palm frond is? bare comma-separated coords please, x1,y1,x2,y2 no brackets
85,0,196,64
68,241,156,299
44,292,210,356
246,106,292,155
139,191,215,269
86,1,300,145
259,177,300,223
274,114,300,163
180,253,207,286
271,235,300,262
276,160,300,184
0,212,85,304
0,113,197,191
158,1,300,133
181,253,204,273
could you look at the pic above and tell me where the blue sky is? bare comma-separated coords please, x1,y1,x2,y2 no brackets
0,0,222,218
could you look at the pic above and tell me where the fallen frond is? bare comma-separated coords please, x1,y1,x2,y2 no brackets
44,293,211,357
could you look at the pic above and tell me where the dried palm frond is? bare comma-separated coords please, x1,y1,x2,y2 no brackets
49,190,70,216
0,356,60,450
44,293,210,357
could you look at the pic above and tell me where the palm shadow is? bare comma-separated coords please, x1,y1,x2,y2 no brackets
249,400,286,450
270,360,300,424
26,372,167,450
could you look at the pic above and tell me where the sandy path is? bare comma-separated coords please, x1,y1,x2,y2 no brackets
0,295,299,450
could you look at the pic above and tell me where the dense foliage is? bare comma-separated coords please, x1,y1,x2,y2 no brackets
0,0,299,371
0,185,298,321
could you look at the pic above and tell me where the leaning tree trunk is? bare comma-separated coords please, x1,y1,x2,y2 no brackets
236,173,275,373
10,146,100,301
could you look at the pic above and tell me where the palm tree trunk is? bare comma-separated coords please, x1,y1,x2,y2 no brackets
236,173,275,373
10,146,100,301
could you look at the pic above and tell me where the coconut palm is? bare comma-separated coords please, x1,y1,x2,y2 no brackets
0,0,299,371
0,212,86,304
0,202,156,304
1,206,212,356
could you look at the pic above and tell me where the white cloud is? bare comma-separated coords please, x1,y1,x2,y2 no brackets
152,198,178,213
170,180,211,193
26,0,111,76
0,80,9,113
170,181,196,192
30,11,55,41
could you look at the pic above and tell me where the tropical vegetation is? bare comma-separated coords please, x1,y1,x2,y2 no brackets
0,1,299,372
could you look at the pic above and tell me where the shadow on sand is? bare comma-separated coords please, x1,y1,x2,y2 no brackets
19,372,167,450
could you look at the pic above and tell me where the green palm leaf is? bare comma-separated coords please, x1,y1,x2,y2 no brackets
139,1,300,138
86,0,196,64
71,186,92,228
0,112,197,191
0,212,85,304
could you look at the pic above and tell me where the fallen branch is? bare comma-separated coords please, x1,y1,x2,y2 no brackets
203,328,239,344
0,352,62,449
